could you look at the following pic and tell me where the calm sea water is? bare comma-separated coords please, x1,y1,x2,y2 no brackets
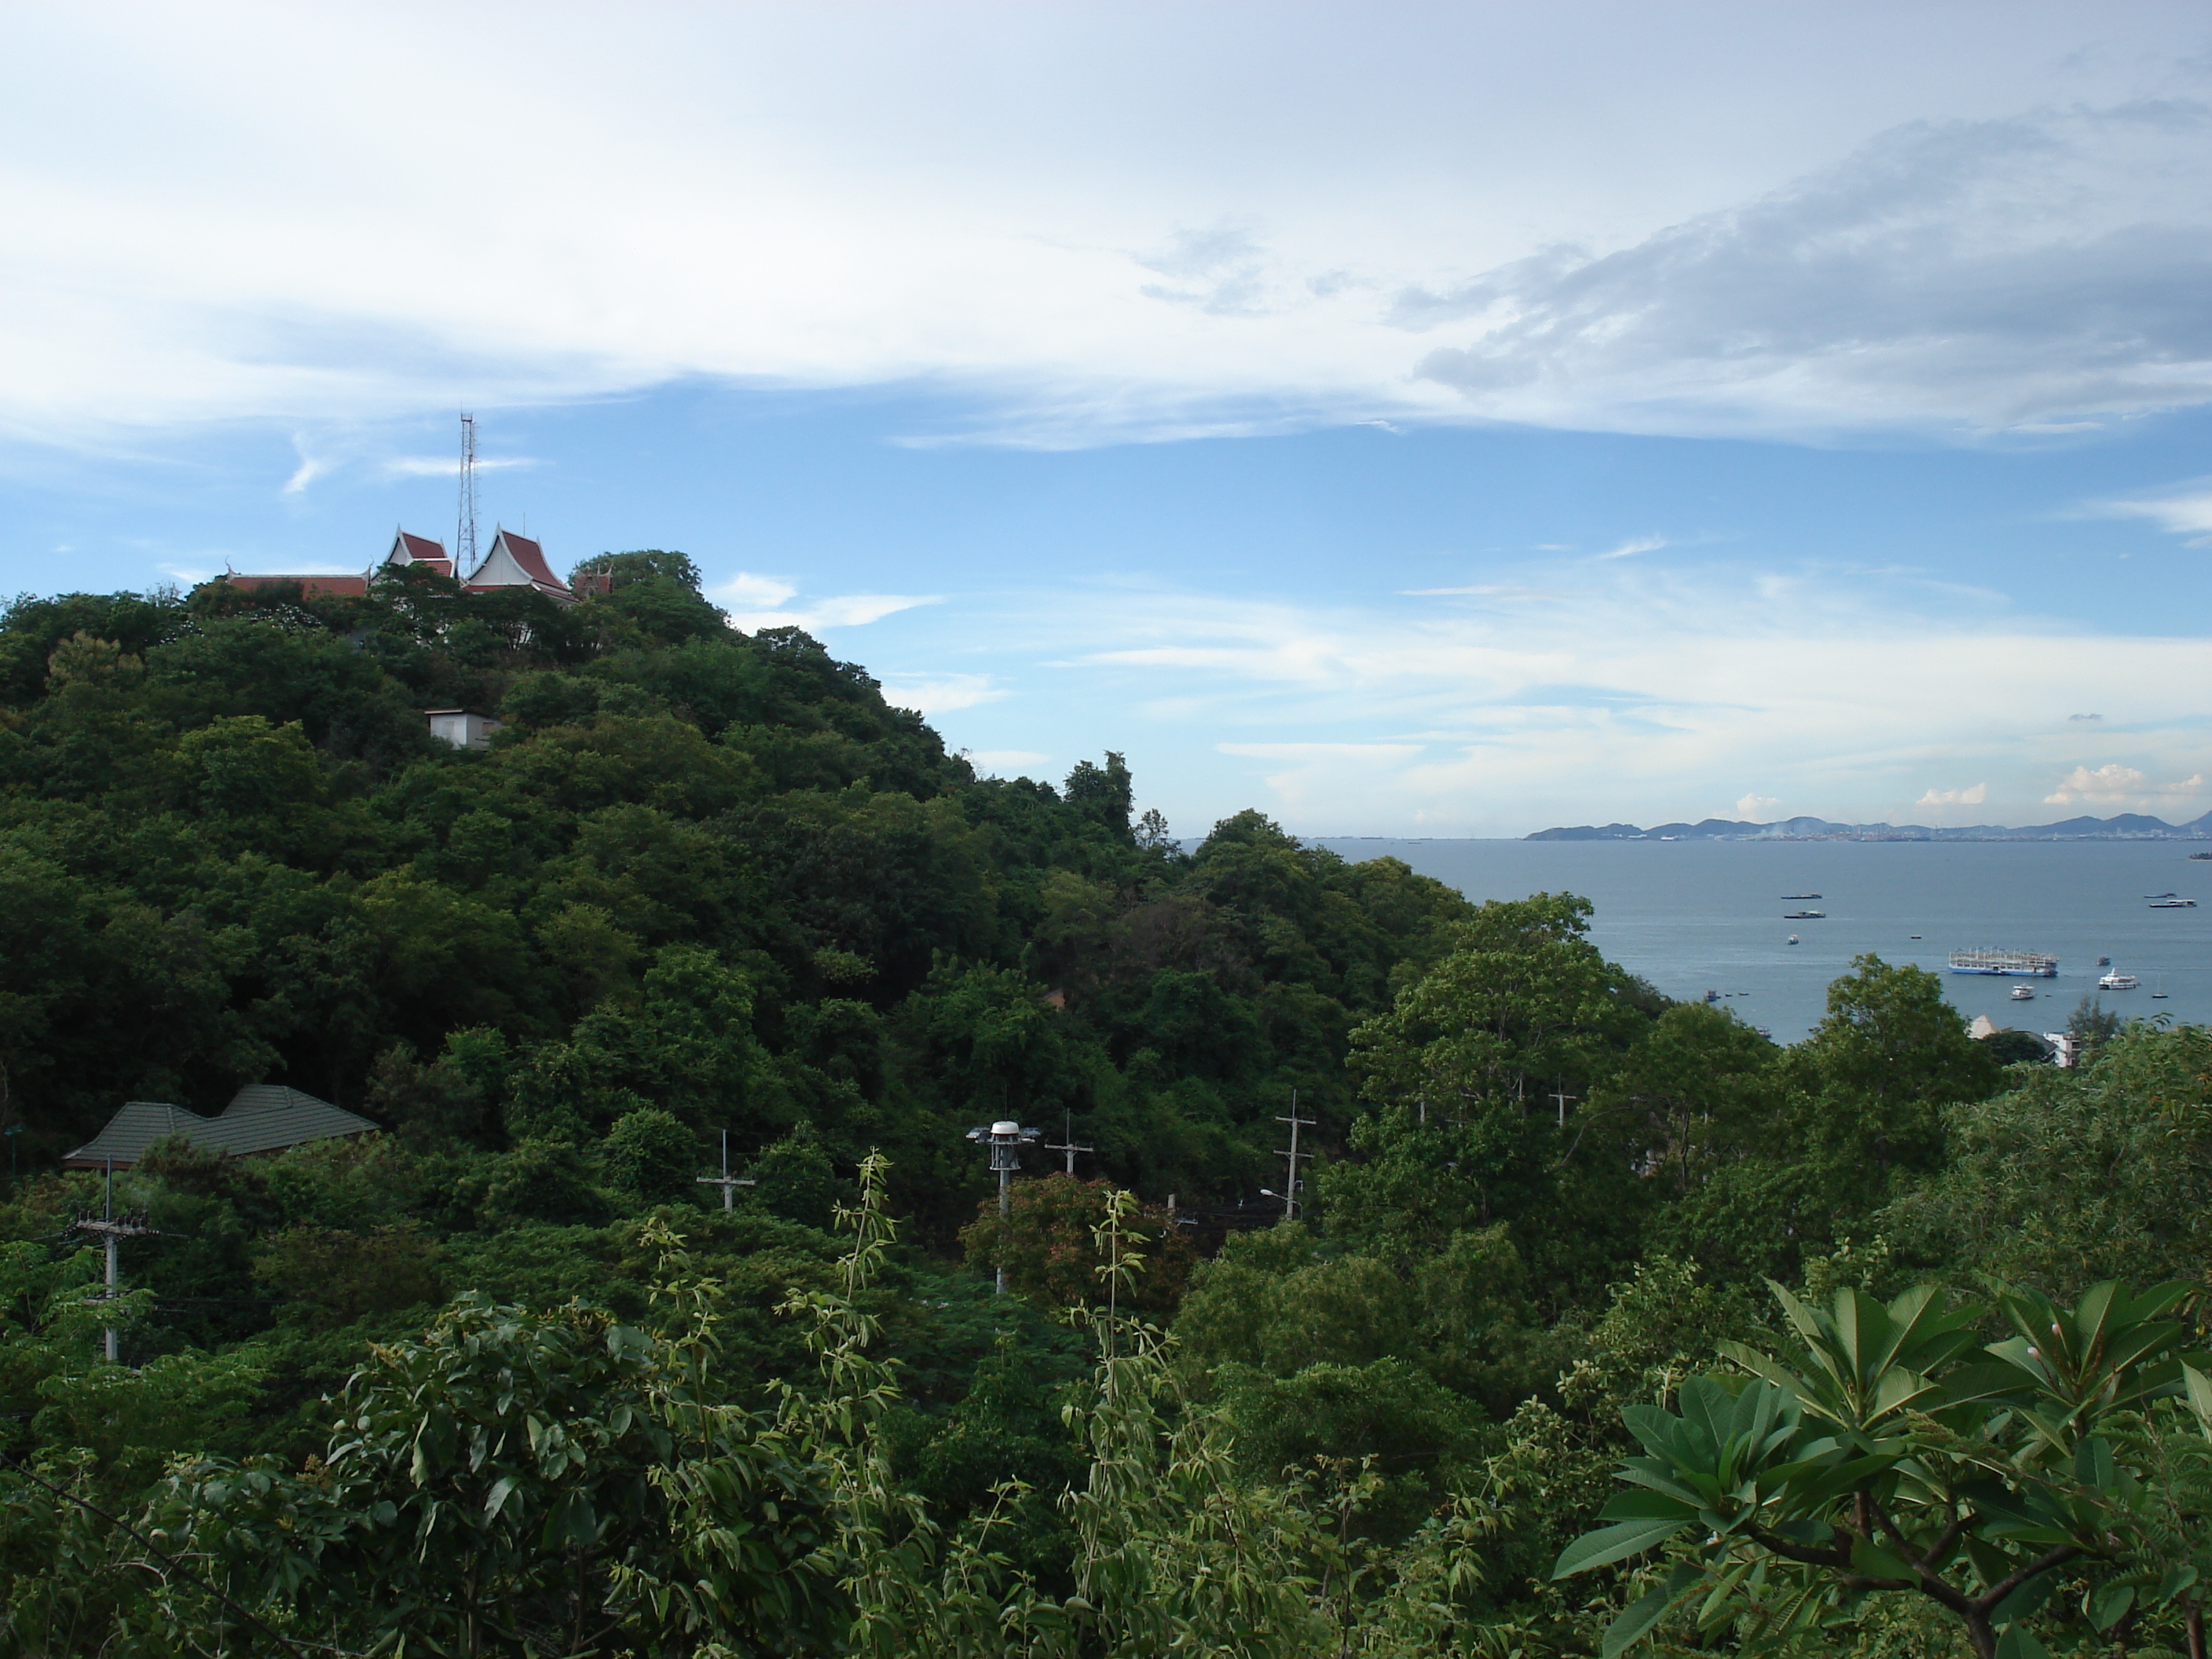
1312,838,2212,1042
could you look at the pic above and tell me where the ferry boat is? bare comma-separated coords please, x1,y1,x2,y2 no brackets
2099,968,2141,991
2009,985,2036,1002
1949,948,2058,977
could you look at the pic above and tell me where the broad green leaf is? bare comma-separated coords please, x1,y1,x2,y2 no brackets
1601,1565,1701,1657
1554,1516,1695,1579
483,1474,518,1522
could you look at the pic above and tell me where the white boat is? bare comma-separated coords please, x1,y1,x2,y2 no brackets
2009,985,2034,1002
1950,948,2058,977
2099,968,2140,991
1786,933,1800,945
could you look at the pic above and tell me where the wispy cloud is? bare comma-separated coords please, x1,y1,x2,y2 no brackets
2093,482,2212,545
1915,783,1987,808
1596,535,1667,561
383,455,539,478
714,570,941,632
879,673,1002,714
2044,765,2205,807
2,9,2207,449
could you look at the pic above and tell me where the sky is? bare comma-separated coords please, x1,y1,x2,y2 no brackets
5,1,2212,838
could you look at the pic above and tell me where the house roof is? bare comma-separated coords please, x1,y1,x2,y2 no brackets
224,573,372,599
386,530,453,576
462,529,572,602
63,1085,380,1169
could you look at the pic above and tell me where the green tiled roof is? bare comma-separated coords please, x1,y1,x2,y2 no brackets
63,1086,379,1168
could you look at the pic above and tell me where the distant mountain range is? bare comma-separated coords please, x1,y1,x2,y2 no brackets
1527,812,2212,842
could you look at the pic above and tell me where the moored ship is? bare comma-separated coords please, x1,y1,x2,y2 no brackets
1948,948,2058,977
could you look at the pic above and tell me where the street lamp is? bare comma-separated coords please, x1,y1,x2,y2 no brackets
965,1119,1041,1295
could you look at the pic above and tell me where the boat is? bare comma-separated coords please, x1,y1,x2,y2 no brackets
1703,989,1719,1004
1786,933,1800,945
2153,977,2170,999
2150,899,2198,909
1909,934,1921,939
1949,949,2058,977
2192,851,2212,861
1782,893,1822,900
1782,910,1826,920
2099,968,2140,991
2009,985,2035,1002
2098,956,2111,966
2148,892,2176,899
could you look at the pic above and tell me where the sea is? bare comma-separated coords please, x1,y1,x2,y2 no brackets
1311,838,2212,1043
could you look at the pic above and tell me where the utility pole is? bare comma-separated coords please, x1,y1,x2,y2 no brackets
1044,1111,1092,1177
1273,1090,1316,1221
965,1119,1042,1295
1549,1090,1577,1127
455,412,479,580
695,1129,757,1210
70,1160,159,1364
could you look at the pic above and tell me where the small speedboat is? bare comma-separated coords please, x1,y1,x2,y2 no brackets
1786,933,1800,945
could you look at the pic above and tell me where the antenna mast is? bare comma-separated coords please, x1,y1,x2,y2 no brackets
456,412,479,579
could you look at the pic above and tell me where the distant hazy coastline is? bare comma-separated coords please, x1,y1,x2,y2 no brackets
1523,811,2212,843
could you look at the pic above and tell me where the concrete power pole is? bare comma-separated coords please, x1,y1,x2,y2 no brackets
695,1129,757,1210
70,1160,159,1364
1043,1111,1092,1177
1273,1090,1316,1221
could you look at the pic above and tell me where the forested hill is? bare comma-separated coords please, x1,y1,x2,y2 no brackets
0,552,1475,1232
10,553,2212,1656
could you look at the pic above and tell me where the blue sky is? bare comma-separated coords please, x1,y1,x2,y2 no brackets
5,2,2211,837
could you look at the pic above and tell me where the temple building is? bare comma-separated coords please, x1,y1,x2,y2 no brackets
224,526,577,605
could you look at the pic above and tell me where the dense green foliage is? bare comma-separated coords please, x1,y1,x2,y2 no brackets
0,562,2204,1656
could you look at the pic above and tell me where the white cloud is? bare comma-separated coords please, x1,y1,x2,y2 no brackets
2095,485,2212,545
1401,584,1558,599
1,9,2207,446
878,674,1002,714
958,562,2212,833
715,572,799,609
1736,793,1782,818
1597,535,1668,561
2044,765,2205,806
383,454,537,478
716,571,940,632
1915,783,1988,808
280,454,326,495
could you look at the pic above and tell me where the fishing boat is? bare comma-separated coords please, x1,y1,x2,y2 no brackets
2009,985,2035,1002
1782,910,1826,920
2150,898,2197,909
1950,948,2058,977
1704,989,1719,1004
2099,967,2140,991
2098,956,2111,966
2192,851,2212,861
